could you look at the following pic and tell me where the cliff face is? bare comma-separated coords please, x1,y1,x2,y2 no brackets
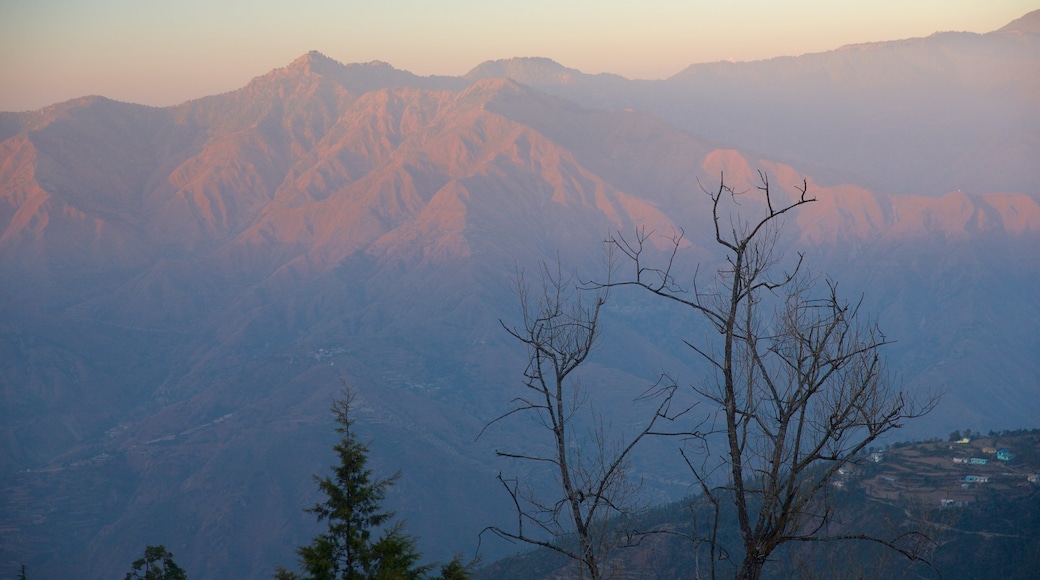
1,49,1037,578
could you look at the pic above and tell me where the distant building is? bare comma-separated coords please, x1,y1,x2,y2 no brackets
869,453,884,463
982,447,997,454
1028,474,1038,483
952,457,968,464
955,437,971,444
969,458,988,465
965,475,989,483
997,449,1014,461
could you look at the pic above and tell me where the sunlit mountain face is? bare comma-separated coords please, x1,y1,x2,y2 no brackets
1,12,1038,577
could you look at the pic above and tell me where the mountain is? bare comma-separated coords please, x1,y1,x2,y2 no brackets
464,13,1040,197
1001,8,1040,34
0,65,706,578
1,14,1039,578
477,430,1040,579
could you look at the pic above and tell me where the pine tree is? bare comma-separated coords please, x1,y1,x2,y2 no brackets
276,387,430,580
124,545,188,580
434,556,475,580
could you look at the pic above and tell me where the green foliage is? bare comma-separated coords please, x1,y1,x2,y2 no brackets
276,387,432,580
368,523,427,580
125,545,188,580
434,556,476,580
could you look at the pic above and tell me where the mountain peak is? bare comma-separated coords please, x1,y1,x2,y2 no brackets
287,50,346,76
998,9,1040,34
260,53,455,95
292,50,334,65
465,57,583,85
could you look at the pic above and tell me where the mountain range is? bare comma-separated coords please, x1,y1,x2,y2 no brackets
1,11,1038,578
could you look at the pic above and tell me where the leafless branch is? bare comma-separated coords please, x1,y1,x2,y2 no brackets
602,172,936,579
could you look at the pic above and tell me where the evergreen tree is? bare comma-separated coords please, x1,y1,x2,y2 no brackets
125,545,187,580
276,387,431,580
434,556,475,580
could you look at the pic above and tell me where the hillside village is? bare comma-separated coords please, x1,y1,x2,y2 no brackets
847,430,1040,508
477,429,1040,580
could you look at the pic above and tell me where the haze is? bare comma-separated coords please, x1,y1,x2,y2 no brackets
2,4,1039,576
1,0,1034,112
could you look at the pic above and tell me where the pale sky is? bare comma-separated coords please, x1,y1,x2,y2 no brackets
0,0,1035,112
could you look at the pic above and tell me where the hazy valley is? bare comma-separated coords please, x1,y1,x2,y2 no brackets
1,10,1039,578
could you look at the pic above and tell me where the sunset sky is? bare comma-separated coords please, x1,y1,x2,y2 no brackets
1,0,1034,111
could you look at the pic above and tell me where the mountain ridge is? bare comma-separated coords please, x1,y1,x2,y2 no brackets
2,17,1039,577
1000,8,1040,34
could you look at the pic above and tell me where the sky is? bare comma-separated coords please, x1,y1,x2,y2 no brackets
1,0,1035,112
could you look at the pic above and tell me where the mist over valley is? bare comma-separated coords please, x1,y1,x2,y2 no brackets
1,10,1039,577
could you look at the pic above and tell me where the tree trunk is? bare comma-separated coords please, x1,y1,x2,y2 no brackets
737,554,765,580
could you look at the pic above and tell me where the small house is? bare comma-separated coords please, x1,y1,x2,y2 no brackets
997,449,1014,461
969,457,988,465
982,447,997,454
965,475,989,483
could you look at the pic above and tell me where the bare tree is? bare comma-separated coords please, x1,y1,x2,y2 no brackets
479,262,690,580
603,173,939,580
